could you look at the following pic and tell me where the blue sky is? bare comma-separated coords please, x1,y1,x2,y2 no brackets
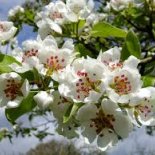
0,0,37,46
0,0,25,20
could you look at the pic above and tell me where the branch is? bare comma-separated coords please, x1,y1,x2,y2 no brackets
139,55,155,64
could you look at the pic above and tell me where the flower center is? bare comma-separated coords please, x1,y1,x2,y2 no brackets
90,110,115,136
45,55,65,75
109,62,123,70
4,79,21,101
102,60,123,70
58,95,69,105
22,49,38,62
50,11,63,20
75,71,100,100
111,74,132,95
136,98,153,117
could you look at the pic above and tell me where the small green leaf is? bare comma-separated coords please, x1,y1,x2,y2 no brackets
63,103,83,123
75,43,94,58
5,92,37,124
20,71,35,81
33,67,41,82
78,20,86,29
90,22,127,38
121,30,141,60
0,53,21,73
142,76,155,87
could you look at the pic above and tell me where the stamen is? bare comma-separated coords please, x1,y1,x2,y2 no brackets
90,110,115,135
22,49,38,62
4,79,21,100
111,74,132,95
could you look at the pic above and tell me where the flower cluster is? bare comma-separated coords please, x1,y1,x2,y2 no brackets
35,0,106,38
0,0,155,151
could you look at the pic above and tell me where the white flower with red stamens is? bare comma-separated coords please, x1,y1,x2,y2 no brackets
0,72,30,108
127,87,155,126
58,57,105,103
37,1,77,34
10,35,59,73
0,21,17,42
38,36,75,80
97,47,122,71
104,67,143,103
50,91,78,139
97,47,140,72
76,99,133,149
10,39,42,73
33,90,54,109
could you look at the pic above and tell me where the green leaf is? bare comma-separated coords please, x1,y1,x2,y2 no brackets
63,103,83,123
75,43,94,58
20,71,35,81
142,76,155,87
78,20,86,29
121,30,141,60
0,53,21,73
33,67,41,82
5,92,37,123
90,22,127,38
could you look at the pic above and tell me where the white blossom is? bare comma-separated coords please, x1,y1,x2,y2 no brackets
58,57,105,103
36,1,77,35
110,0,134,11
38,35,75,80
66,0,95,20
8,5,24,17
0,72,30,108
10,39,43,73
0,21,17,42
104,67,142,103
127,87,155,126
97,47,140,72
76,99,133,150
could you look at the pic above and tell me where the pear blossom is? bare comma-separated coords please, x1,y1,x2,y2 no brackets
127,87,155,126
66,0,95,20
33,90,54,109
58,57,105,103
76,99,133,149
104,67,143,103
0,72,30,108
36,20,53,40
97,47,140,72
10,39,42,73
97,47,122,72
110,0,134,11
38,36,75,80
8,5,24,17
36,1,77,34
0,21,17,42
86,13,107,26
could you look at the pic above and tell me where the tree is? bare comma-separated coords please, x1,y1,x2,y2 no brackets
0,0,155,151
